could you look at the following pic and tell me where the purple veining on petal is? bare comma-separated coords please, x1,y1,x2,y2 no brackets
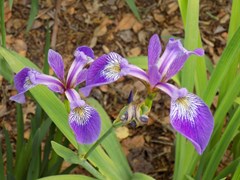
66,57,87,88
48,49,65,81
69,104,101,144
83,52,129,96
148,65,161,87
148,34,162,70
154,38,204,82
32,73,65,93
170,93,214,154
75,68,87,87
10,68,38,103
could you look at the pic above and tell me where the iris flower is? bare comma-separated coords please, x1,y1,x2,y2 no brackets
10,47,101,144
81,34,214,154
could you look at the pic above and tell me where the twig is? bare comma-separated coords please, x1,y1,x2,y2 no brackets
51,0,61,49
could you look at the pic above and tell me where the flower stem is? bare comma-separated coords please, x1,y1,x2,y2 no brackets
144,92,156,109
84,121,123,159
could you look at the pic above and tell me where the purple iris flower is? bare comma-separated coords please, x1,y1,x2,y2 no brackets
82,34,214,154
10,46,101,144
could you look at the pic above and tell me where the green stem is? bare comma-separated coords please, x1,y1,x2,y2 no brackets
144,92,156,109
84,121,123,159
0,0,6,47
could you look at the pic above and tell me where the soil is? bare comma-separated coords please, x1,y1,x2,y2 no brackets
0,0,231,179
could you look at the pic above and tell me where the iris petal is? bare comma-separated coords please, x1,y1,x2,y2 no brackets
74,46,95,61
10,68,38,103
69,105,101,144
170,93,214,154
48,49,65,81
148,34,162,72
31,73,65,93
157,38,204,82
82,52,129,96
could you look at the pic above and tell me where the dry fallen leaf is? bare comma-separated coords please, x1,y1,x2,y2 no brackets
93,17,113,37
128,47,141,57
116,13,137,31
115,126,129,140
12,39,28,57
122,135,145,149
132,21,143,33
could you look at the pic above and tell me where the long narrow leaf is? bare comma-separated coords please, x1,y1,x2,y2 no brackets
26,0,38,32
202,107,240,179
38,175,96,180
3,128,13,178
203,26,240,105
124,0,141,21
0,139,5,180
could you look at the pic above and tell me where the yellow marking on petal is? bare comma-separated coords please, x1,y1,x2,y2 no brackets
74,107,85,117
176,97,189,109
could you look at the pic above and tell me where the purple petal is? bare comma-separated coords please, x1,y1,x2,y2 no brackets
148,65,161,87
48,49,65,81
155,83,188,100
157,38,204,82
148,34,162,69
170,93,214,154
69,104,101,144
75,68,87,86
66,55,88,88
65,89,85,109
74,46,95,61
83,52,129,95
31,73,65,93
10,68,39,103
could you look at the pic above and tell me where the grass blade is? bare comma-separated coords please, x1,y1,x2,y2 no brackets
43,24,51,74
26,0,38,32
124,0,141,21
38,174,96,180
0,0,6,47
0,139,5,180
16,104,24,164
214,156,240,180
203,26,240,105
3,128,13,178
202,107,240,179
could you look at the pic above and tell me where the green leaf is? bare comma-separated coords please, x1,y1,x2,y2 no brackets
16,104,24,165
128,56,147,69
124,0,141,21
51,141,105,180
3,128,14,178
38,175,96,180
131,173,154,180
214,157,240,180
27,119,52,180
26,0,38,32
235,97,240,105
202,107,240,179
0,0,6,47
203,26,240,105
87,98,132,179
0,55,13,82
0,139,5,180
232,165,240,180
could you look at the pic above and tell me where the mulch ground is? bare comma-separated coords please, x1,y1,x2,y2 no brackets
0,0,231,179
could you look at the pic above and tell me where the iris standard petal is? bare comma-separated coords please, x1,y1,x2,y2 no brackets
157,38,204,82
31,73,65,93
66,56,87,88
48,49,65,81
74,46,95,61
10,68,39,103
170,93,214,154
69,104,101,144
148,65,162,87
148,34,162,70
